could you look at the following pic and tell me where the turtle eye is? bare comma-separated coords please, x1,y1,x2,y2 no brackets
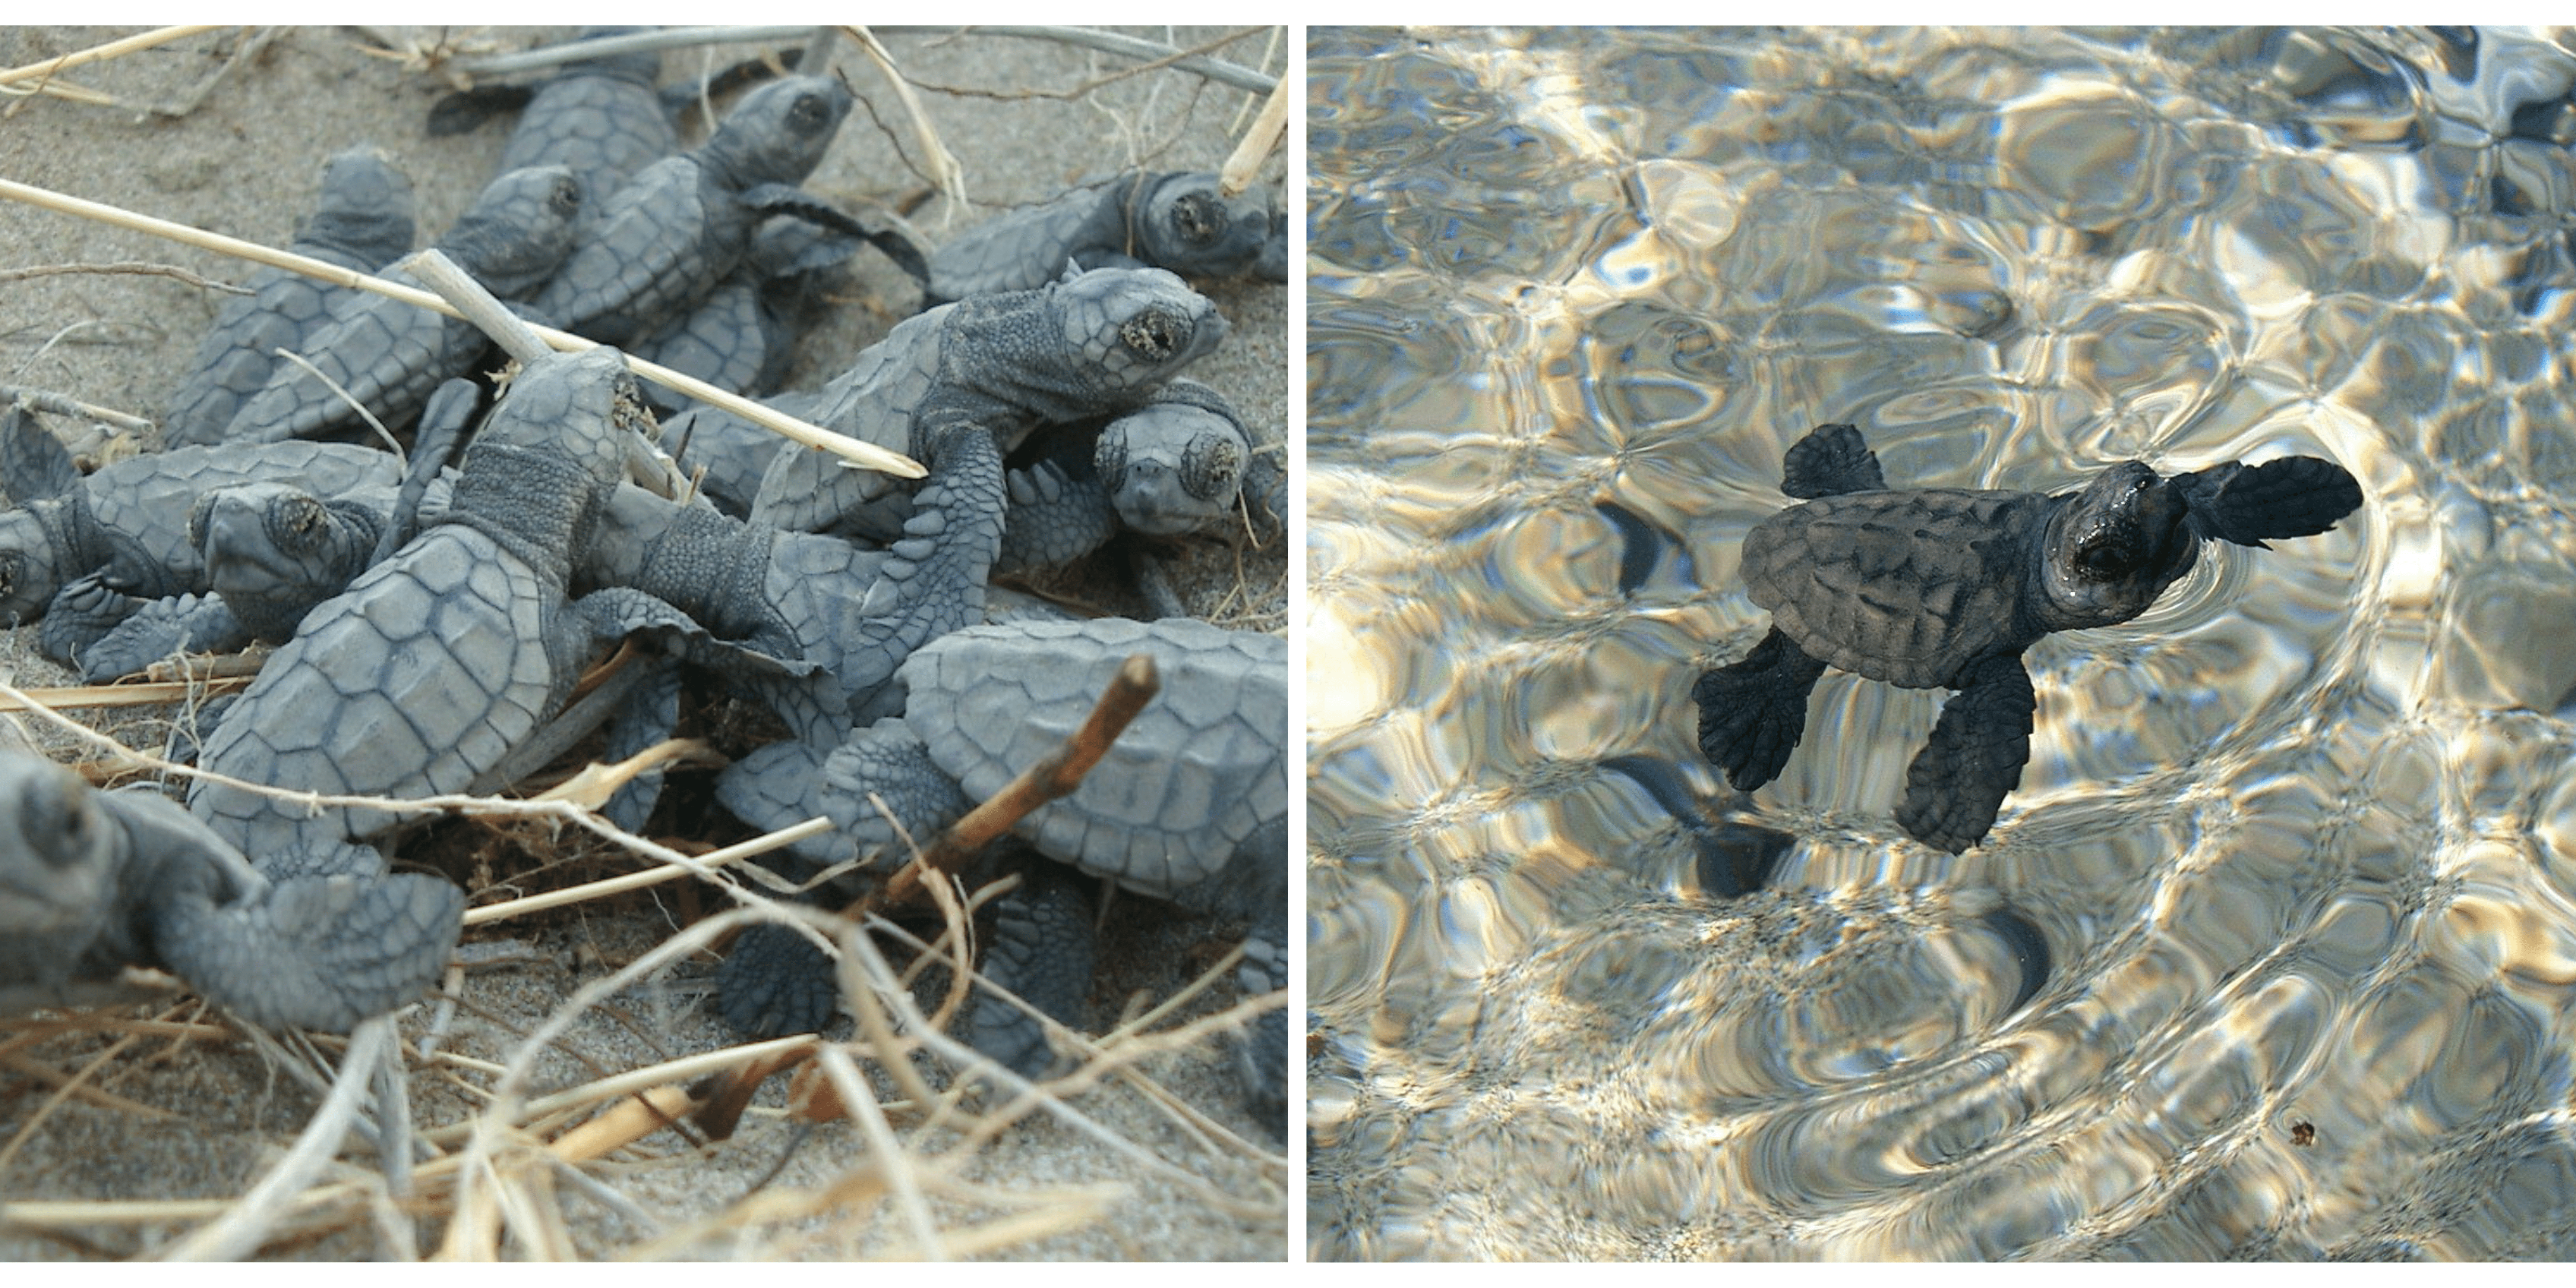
0,552,16,601
288,496,325,536
1121,311,1180,360
789,93,829,133
550,175,582,215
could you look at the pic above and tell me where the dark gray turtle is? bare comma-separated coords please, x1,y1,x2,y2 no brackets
0,749,461,1032
488,26,678,231
742,265,1228,540
924,171,1285,304
79,382,480,683
161,147,417,448
530,75,921,347
1694,422,2364,853
219,164,583,445
714,617,1288,1135
0,399,400,645
997,379,1283,580
186,347,690,872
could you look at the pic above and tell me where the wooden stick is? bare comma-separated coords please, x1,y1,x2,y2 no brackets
867,653,1158,910
0,177,924,480
0,26,219,86
0,679,250,712
401,249,549,366
461,817,829,927
1219,74,1290,197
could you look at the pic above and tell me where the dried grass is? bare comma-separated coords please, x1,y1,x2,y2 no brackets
0,24,1287,1261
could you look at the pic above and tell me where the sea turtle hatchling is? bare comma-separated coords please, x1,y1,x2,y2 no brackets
1694,422,2364,854
714,617,1288,1134
0,398,401,649
214,164,584,446
185,347,698,873
0,749,461,1032
923,170,1285,305
740,264,1227,540
160,146,417,447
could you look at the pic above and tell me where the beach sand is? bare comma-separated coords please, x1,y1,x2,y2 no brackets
0,23,1287,1261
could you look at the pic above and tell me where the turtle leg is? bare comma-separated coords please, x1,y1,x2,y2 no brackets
1780,423,1885,499
1895,652,2036,854
715,922,843,1037
77,593,252,683
2177,456,2363,546
38,574,148,670
963,862,1096,1081
153,869,464,1032
1237,904,1289,1139
1693,626,1827,792
741,183,930,285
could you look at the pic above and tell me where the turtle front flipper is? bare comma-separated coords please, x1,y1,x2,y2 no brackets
1693,627,1828,792
963,861,1097,1080
153,869,463,1033
1237,904,1289,1139
740,184,929,284
2178,456,2363,547
1895,652,2036,853
1780,422,1886,499
79,593,251,683
40,573,161,672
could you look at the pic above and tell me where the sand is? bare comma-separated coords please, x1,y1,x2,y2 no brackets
0,23,1287,1261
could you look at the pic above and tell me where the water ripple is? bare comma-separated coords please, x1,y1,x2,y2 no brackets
1307,24,2576,1260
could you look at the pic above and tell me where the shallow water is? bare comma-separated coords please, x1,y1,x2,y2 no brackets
1303,26,2576,1260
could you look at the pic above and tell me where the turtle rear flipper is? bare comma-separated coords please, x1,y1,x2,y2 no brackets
1780,422,1885,499
2180,456,2362,547
1895,652,2036,853
964,862,1096,1080
1693,626,1827,792
153,871,462,1033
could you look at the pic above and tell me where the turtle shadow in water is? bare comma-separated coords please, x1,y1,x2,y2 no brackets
1694,422,2363,854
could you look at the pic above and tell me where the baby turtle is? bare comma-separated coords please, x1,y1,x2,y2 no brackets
924,170,1285,304
186,347,681,870
0,749,461,1032
742,264,1228,540
160,146,417,447
530,74,920,347
216,165,583,445
716,617,1288,1134
0,399,399,644
1695,423,2363,853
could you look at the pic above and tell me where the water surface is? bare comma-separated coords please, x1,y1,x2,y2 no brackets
1305,25,2576,1260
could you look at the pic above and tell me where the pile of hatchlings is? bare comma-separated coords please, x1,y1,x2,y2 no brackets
0,27,1289,1141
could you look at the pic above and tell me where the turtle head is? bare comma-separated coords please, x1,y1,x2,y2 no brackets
1097,381,1248,536
443,164,583,298
299,146,416,264
190,483,376,606
1050,267,1227,392
2039,461,2197,628
0,752,116,938
1139,173,1268,272
707,75,852,188
0,508,74,624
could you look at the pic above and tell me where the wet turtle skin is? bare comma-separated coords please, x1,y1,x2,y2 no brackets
1696,422,2364,853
